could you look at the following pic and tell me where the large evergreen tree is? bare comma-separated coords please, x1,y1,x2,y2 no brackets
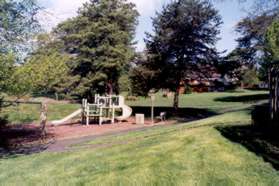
54,0,138,99
133,0,222,109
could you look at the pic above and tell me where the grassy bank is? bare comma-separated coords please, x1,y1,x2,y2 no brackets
1,108,279,185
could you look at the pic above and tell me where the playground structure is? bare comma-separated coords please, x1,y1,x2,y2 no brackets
51,95,132,125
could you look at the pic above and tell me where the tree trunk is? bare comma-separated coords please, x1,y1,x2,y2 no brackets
173,88,179,110
275,72,279,122
269,67,279,124
106,81,114,95
173,76,182,110
269,67,274,121
173,67,184,110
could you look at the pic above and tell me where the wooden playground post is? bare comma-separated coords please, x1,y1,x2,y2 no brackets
86,106,89,126
82,99,86,125
150,94,155,124
40,102,47,136
112,106,115,124
99,107,103,125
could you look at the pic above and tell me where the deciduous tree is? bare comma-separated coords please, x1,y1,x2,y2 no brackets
19,47,75,98
0,0,40,105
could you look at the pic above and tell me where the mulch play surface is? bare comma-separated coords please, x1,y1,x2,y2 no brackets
0,117,176,156
48,117,175,140
0,124,54,156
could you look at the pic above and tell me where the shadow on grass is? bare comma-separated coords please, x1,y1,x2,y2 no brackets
215,93,268,103
0,125,54,159
131,106,217,122
217,125,279,170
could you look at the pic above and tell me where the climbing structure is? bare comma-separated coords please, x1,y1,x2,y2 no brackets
82,95,132,125
51,95,132,126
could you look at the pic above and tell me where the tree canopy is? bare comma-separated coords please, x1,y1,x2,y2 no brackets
0,53,15,94
54,0,139,99
0,0,40,99
131,0,222,109
9,33,78,99
0,0,41,56
235,13,277,65
266,21,279,64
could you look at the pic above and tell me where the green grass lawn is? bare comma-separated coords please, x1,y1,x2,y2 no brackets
1,110,279,185
1,89,268,124
128,89,268,120
1,89,279,185
0,90,267,124
0,103,80,124
127,89,268,113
